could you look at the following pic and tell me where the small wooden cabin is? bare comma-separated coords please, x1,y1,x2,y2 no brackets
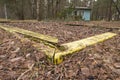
74,7,91,21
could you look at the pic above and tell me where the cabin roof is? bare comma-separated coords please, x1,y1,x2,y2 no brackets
65,6,91,10
74,7,91,10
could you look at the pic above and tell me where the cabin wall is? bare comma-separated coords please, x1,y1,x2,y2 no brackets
82,10,91,21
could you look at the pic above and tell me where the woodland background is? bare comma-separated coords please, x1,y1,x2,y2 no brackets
0,0,120,21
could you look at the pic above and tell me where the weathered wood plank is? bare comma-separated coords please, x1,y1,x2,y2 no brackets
0,25,58,43
0,19,38,23
53,32,117,64
66,23,120,29
0,25,117,64
0,19,10,23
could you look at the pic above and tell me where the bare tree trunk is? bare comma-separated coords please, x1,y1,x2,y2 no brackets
51,0,54,18
36,0,40,20
36,0,44,21
15,0,20,19
21,0,24,20
44,0,47,19
55,0,59,18
15,0,24,20
47,0,51,18
112,0,120,20
31,0,36,19
4,3,8,19
46,0,55,19
112,0,120,14
108,0,112,21
73,0,77,20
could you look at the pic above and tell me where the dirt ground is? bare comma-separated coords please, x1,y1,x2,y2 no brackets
0,21,120,80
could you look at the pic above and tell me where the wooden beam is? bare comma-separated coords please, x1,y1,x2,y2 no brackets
0,25,117,64
53,32,117,64
66,23,120,29
0,19,38,23
0,25,58,43
0,19,10,23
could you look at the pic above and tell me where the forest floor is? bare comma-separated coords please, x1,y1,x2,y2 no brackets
0,21,120,80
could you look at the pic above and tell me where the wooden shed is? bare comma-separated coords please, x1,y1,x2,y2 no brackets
74,7,91,21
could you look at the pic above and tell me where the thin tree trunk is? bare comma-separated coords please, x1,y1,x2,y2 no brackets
55,0,59,18
31,0,36,19
21,0,24,20
112,0,120,20
36,0,44,21
112,0,120,15
47,0,50,18
44,0,47,19
4,3,8,19
51,0,54,18
108,0,112,21
36,0,42,20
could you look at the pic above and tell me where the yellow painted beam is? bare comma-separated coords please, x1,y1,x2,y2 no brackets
0,25,117,64
0,19,10,23
0,19,38,23
53,32,117,64
10,20,38,23
0,25,58,43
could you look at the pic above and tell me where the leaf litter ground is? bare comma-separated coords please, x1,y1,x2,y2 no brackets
0,21,120,80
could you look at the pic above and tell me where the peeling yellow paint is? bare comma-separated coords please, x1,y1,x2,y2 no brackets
0,25,58,43
53,32,117,64
0,25,117,64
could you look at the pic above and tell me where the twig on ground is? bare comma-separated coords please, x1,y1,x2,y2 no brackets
0,40,9,46
17,63,34,80
79,53,87,64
